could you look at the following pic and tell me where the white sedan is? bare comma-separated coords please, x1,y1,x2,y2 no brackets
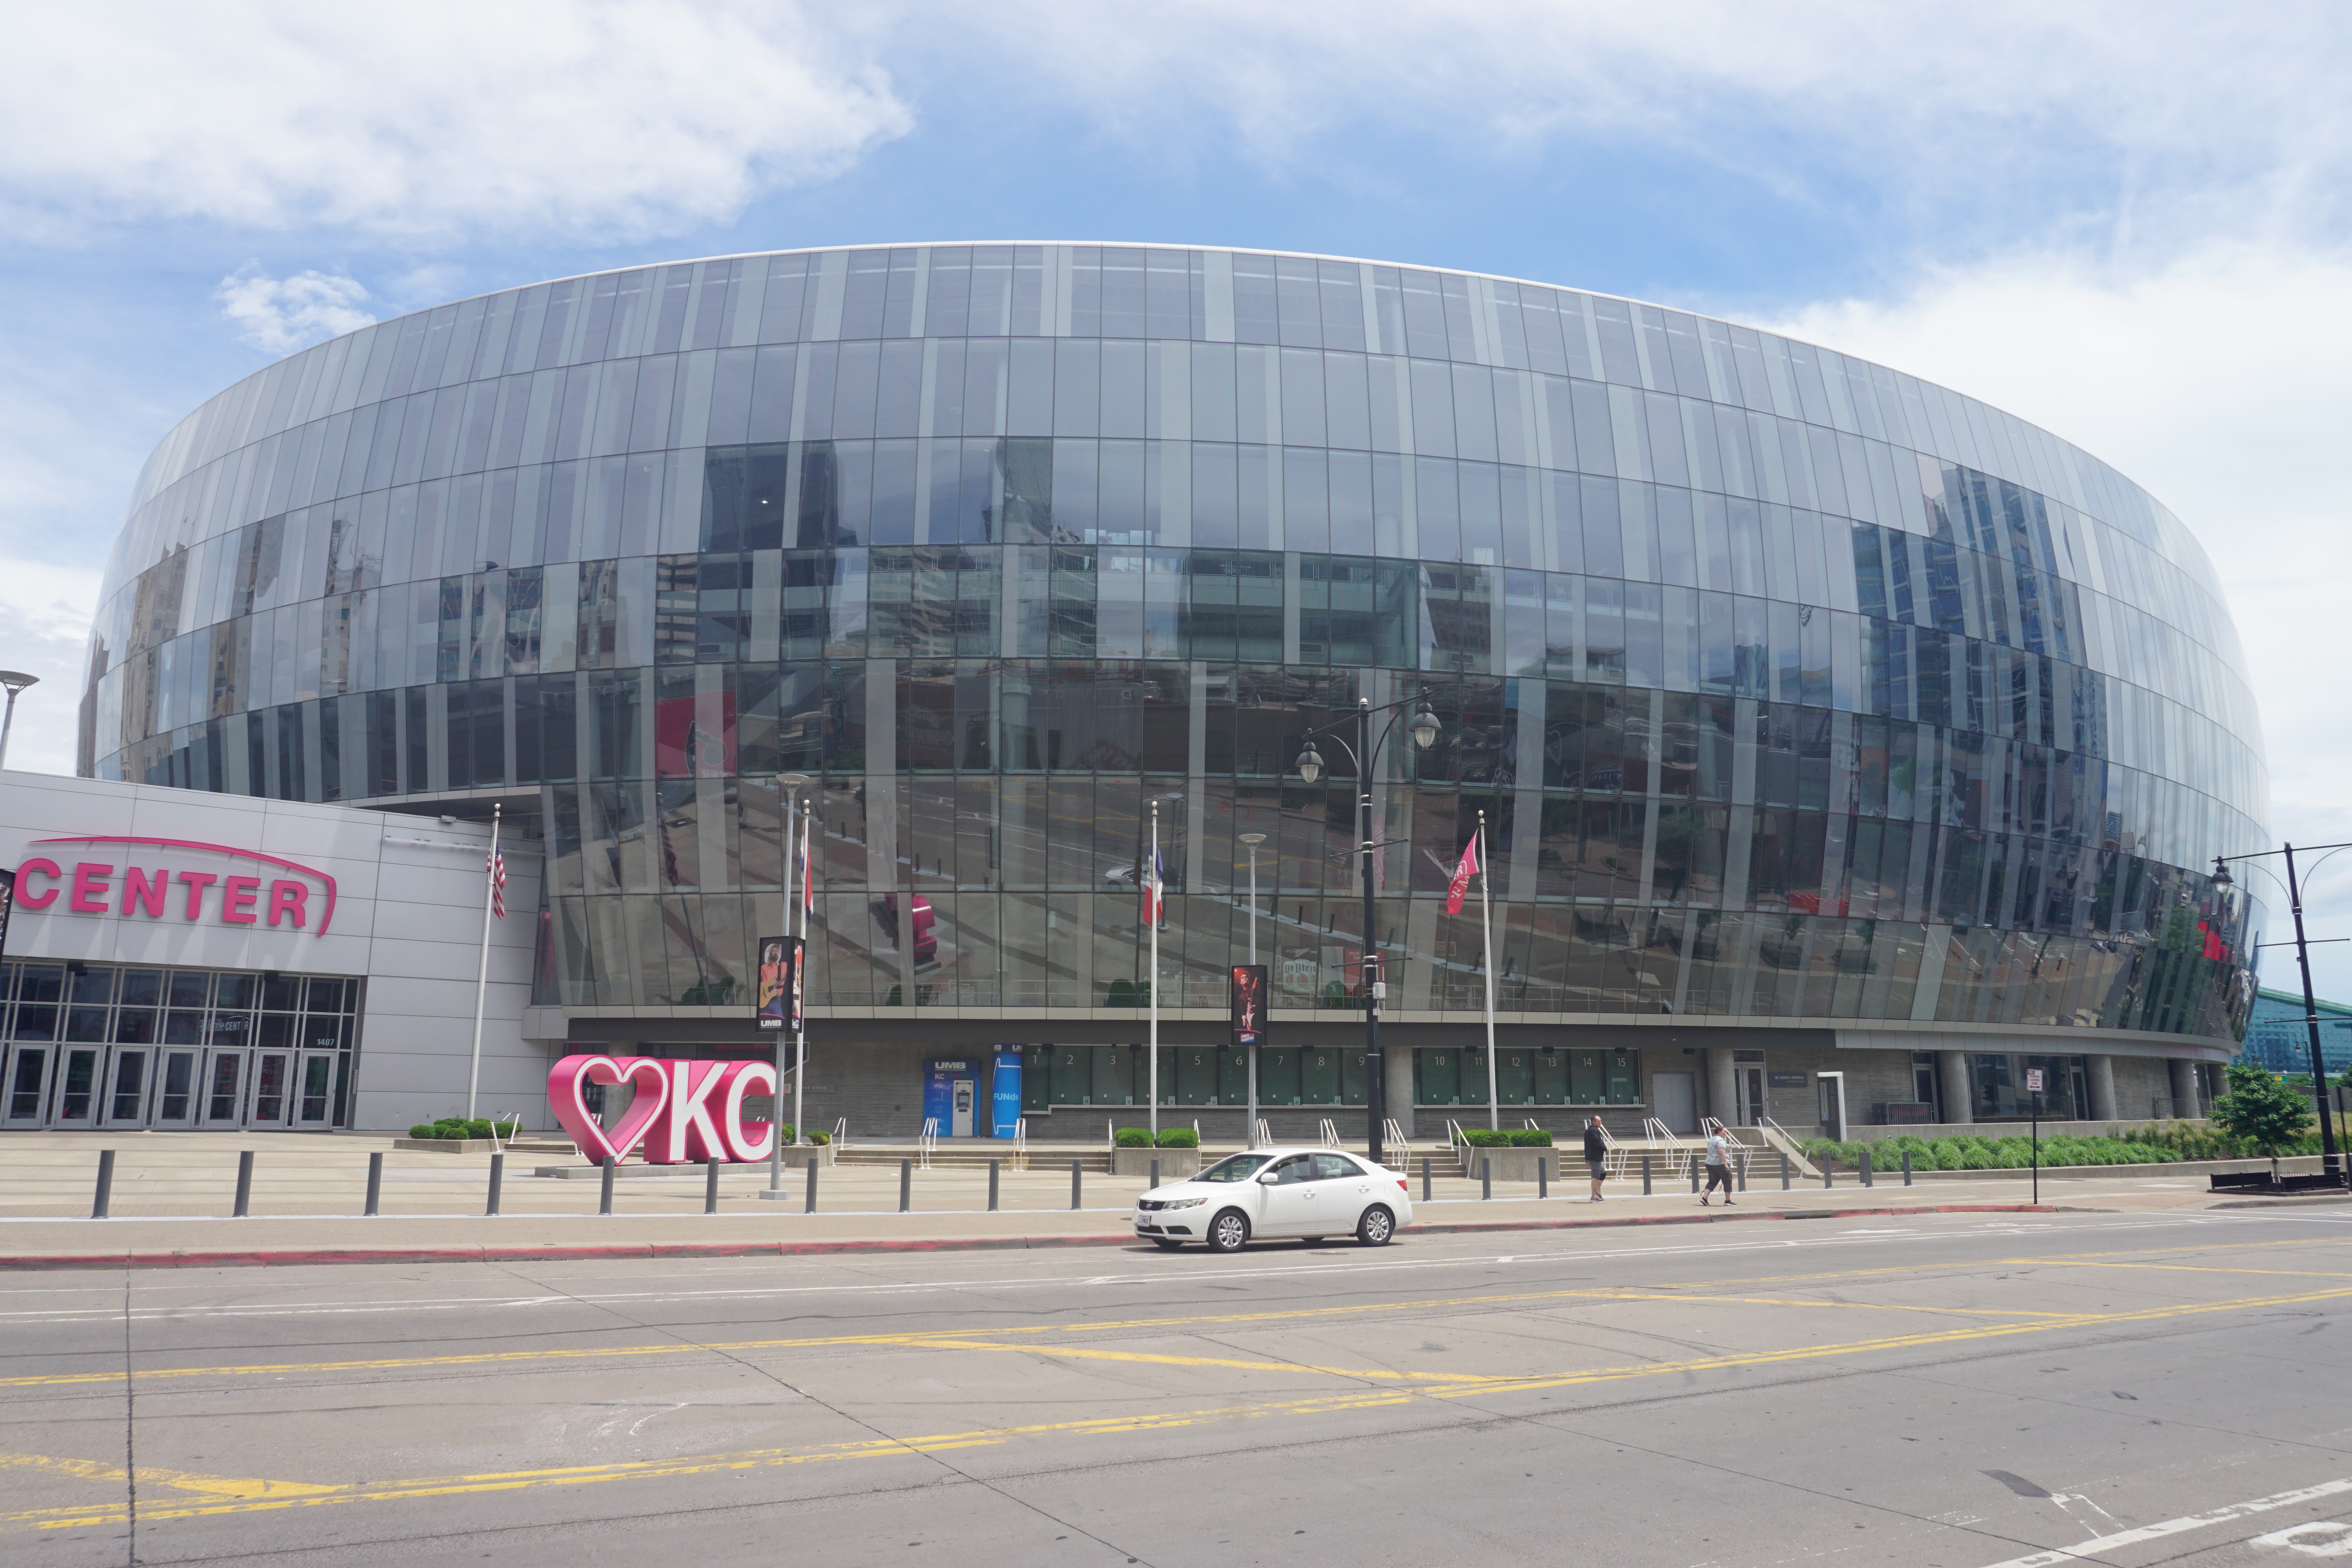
1133,1148,1414,1252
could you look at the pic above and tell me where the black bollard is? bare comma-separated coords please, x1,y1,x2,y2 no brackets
1781,1151,1791,1190
988,1159,1000,1212
93,1150,115,1220
705,1157,720,1215
804,1156,818,1214
1822,1155,1835,1190
1737,1153,1748,1193
1538,1156,1548,1200
1071,1158,1083,1210
365,1151,383,1217
1690,1159,1701,1193
599,1154,616,1215
486,1152,504,1216
1642,1153,1653,1196
234,1150,254,1218
1480,1157,1492,1200
1421,1156,1431,1201
1860,1149,1874,1188
1903,1150,1914,1186
1149,1158,1160,1191
899,1158,912,1213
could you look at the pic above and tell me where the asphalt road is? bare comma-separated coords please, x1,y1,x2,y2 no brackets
5,1207,2352,1566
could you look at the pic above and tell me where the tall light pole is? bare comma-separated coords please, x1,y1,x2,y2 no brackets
2214,843,2348,1183
771,773,811,1193
1296,693,1442,1168
1240,831,1266,1147
0,671,37,771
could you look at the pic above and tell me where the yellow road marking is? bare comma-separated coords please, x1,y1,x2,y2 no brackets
8,1280,2351,1532
0,1454,336,1499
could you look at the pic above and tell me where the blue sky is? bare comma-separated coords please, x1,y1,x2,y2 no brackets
7,1,2352,995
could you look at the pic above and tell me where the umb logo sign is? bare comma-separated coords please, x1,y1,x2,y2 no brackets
13,837,339,935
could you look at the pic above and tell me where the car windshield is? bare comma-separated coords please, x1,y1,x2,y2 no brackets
1196,1154,1275,1183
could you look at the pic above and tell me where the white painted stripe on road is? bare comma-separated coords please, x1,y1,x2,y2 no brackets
1975,1477,2352,1568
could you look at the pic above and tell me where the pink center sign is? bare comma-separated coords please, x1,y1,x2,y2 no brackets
548,1054,779,1164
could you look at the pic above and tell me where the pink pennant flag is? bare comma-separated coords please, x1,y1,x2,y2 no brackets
1444,833,1479,915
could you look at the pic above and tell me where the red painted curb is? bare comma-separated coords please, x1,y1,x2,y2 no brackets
0,1202,2056,1272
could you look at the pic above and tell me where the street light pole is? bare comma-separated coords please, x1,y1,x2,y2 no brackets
2215,842,2346,1184
1240,831,1266,1149
0,671,38,771
771,773,811,1193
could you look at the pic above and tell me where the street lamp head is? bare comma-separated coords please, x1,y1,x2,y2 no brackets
0,671,36,695
1408,702,1441,750
1238,832,1266,847
2209,856,2233,888
775,773,812,792
1294,743,1324,786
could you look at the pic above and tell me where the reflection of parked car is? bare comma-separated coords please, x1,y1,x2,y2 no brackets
875,893,937,964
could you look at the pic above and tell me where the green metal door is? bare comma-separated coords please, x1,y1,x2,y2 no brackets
1533,1049,1568,1105
1418,1049,1461,1105
1023,1047,1051,1111
1340,1049,1368,1105
1152,1047,1178,1105
1097,1046,1136,1106
1301,1047,1341,1105
1461,1049,1488,1107
1051,1046,1092,1105
1259,1048,1302,1106
1569,1049,1604,1104
1496,1049,1535,1106
1178,1047,1220,1105
1218,1048,1250,1105
1605,1048,1639,1104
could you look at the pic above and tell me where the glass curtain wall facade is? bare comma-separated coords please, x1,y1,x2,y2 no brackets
83,246,2265,1044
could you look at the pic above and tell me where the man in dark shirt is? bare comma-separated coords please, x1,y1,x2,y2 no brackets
1583,1114,1608,1202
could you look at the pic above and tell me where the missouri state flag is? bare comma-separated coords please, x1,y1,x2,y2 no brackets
1444,833,1479,915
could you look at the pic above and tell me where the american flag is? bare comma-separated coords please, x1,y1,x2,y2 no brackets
488,845,507,920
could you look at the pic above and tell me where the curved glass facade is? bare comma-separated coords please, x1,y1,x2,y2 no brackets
83,246,2264,1042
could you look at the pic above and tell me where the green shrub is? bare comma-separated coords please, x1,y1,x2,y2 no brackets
1155,1128,1199,1148
1509,1129,1554,1146
1462,1128,1514,1147
1114,1126,1154,1148
465,1119,494,1138
809,1130,829,1145
409,1124,436,1140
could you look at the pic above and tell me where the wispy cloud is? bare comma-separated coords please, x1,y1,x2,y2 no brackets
215,265,376,354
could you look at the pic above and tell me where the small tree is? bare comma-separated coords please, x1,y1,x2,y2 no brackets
2209,1061,2314,1162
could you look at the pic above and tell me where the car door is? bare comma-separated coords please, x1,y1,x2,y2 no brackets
1311,1153,1375,1232
1255,1154,1320,1235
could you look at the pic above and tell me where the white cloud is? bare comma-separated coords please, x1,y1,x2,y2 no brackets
0,556,102,779
1,2,912,239
1758,243,2352,996
215,265,376,354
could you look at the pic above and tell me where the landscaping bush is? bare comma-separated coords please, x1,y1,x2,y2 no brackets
1114,1126,1154,1148
1461,1128,1515,1147
809,1130,829,1145
409,1124,436,1140
1508,1129,1554,1147
1155,1128,1198,1148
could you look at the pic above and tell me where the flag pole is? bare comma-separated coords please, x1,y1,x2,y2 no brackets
793,796,810,1153
1148,799,1160,1143
770,798,794,1191
1480,811,1497,1132
466,804,501,1122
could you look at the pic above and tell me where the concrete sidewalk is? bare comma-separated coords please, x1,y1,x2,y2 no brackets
0,1128,2326,1271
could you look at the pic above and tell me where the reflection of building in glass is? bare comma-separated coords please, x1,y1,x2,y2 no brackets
2242,988,2352,1076
75,246,2266,1136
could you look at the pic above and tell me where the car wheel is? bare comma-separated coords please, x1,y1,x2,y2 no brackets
1356,1205,1395,1246
1208,1209,1250,1253
1151,1238,1183,1250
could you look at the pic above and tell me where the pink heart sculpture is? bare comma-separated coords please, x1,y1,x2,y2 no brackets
548,1055,673,1165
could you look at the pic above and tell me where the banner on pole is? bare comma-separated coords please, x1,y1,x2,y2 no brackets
0,867,13,960
756,935,803,1031
1230,964,1267,1046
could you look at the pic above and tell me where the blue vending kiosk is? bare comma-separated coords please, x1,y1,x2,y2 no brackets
991,1046,1024,1138
921,1060,977,1137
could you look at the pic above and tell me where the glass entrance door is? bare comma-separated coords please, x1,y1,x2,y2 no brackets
292,1052,336,1128
250,1051,293,1126
152,1049,201,1128
102,1048,154,1125
202,1051,246,1126
2,1046,53,1126
52,1047,103,1127
1735,1066,1766,1125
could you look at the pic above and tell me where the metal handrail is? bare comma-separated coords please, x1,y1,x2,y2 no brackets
1253,1118,1271,1148
1754,1116,1822,1178
832,1116,848,1153
918,1118,938,1171
1013,1117,1028,1172
1318,1117,1341,1149
1382,1118,1414,1172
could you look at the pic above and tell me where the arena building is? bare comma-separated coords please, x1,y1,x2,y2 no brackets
34,244,2263,1140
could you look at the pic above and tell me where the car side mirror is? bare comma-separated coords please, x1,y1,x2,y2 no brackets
1256,1171,1279,1184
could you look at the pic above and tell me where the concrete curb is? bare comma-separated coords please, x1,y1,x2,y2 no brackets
0,1202,2056,1272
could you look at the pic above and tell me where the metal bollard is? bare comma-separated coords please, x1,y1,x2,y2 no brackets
1860,1149,1874,1188
899,1158,912,1213
486,1152,504,1216
93,1150,115,1220
1822,1155,1835,1189
705,1157,721,1215
1781,1151,1791,1189
1421,1156,1432,1201
1902,1151,1914,1186
1642,1153,1653,1195
234,1150,254,1218
365,1151,383,1217
1071,1158,1083,1210
1737,1153,1748,1193
599,1154,617,1215
804,1157,818,1214
988,1159,1000,1212
1537,1156,1548,1200
1480,1158,1492,1200
1149,1158,1160,1191
1690,1160,1701,1193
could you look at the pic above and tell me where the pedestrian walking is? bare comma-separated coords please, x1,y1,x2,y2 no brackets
1584,1114,1608,1202
1699,1126,1735,1205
